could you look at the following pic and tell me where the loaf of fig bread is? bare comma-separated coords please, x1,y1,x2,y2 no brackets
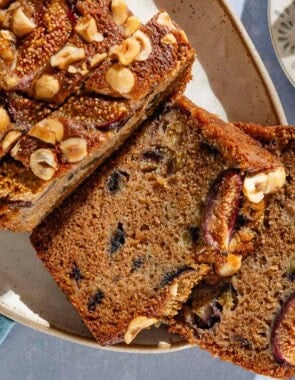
0,1,195,231
31,95,286,346
170,123,295,379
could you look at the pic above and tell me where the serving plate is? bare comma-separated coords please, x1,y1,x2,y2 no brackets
0,0,287,353
268,0,295,87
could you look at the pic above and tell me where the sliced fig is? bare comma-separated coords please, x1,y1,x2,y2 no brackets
272,294,295,366
202,169,243,252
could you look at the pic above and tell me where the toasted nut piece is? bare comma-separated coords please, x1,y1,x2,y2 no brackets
50,44,86,70
60,138,88,163
0,35,14,61
133,30,152,61
67,65,78,74
216,254,242,277
0,106,10,131
124,15,140,37
89,52,107,68
179,30,189,43
35,74,60,100
106,64,135,94
0,29,16,41
29,119,64,145
1,130,21,153
124,316,157,344
111,0,128,26
9,139,20,158
110,37,141,65
243,167,286,204
75,15,103,43
157,12,176,30
12,7,36,37
161,33,177,45
158,341,172,349
4,74,18,89
170,283,178,298
30,149,58,181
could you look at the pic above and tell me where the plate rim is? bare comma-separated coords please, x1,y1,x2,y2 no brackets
268,0,295,89
0,0,288,353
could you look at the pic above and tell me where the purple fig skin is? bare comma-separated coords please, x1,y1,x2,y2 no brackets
202,169,243,252
95,112,126,130
272,294,295,367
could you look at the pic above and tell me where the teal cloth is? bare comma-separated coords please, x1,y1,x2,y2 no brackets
0,315,15,344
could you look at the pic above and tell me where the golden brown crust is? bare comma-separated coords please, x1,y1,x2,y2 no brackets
235,122,295,143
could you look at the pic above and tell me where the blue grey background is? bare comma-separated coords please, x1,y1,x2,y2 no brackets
1,1,294,379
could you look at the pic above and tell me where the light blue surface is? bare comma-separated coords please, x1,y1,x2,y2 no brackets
0,315,14,345
0,1,293,379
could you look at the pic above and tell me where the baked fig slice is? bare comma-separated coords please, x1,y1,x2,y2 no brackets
272,294,295,367
202,169,243,252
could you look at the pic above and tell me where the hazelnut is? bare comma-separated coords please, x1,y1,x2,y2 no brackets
111,0,128,26
216,254,242,277
0,29,16,41
75,15,103,43
0,106,10,132
50,44,86,70
29,119,64,145
12,7,36,37
106,64,135,95
89,52,107,68
60,138,88,163
161,33,177,45
35,74,60,100
1,130,21,153
133,30,152,61
169,283,178,298
157,12,176,30
124,16,140,37
30,149,58,181
67,65,78,74
0,35,14,61
110,38,141,66
124,316,157,344
243,167,286,204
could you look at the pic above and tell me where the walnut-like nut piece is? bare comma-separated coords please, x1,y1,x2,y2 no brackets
110,37,141,66
29,119,64,145
1,130,21,153
12,7,36,37
89,52,107,68
124,316,157,344
216,254,242,277
243,167,286,204
50,44,86,70
157,12,176,30
60,138,88,163
0,106,10,132
111,0,128,26
0,29,16,41
133,30,152,61
161,33,177,45
106,64,135,95
30,149,58,181
75,15,103,43
124,15,140,37
35,74,60,100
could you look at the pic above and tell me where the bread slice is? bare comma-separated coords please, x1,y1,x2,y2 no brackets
31,95,285,346
0,8,195,231
170,123,295,379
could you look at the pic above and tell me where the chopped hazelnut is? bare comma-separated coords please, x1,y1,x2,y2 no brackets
124,316,157,344
161,33,177,45
124,16,140,37
106,64,135,95
133,30,152,61
60,138,88,163
0,29,16,41
75,15,104,43
110,38,141,66
89,52,107,68
35,74,60,100
12,7,36,37
50,44,86,70
29,119,64,145
157,12,176,30
0,106,10,132
1,130,21,153
30,149,58,181
111,0,128,26
217,254,242,277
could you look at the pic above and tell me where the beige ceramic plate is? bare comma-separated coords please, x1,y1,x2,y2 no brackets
0,0,287,353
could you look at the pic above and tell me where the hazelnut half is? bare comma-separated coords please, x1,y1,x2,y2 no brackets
110,38,141,66
29,149,58,181
133,30,152,61
124,316,158,344
161,33,177,45
12,7,36,37
35,74,60,100
29,119,64,145
157,12,176,30
60,138,88,163
1,130,21,154
111,0,128,26
106,64,135,95
75,15,103,43
89,52,107,68
124,16,140,37
0,29,16,41
0,106,10,132
216,254,242,277
50,44,86,70
243,167,286,204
